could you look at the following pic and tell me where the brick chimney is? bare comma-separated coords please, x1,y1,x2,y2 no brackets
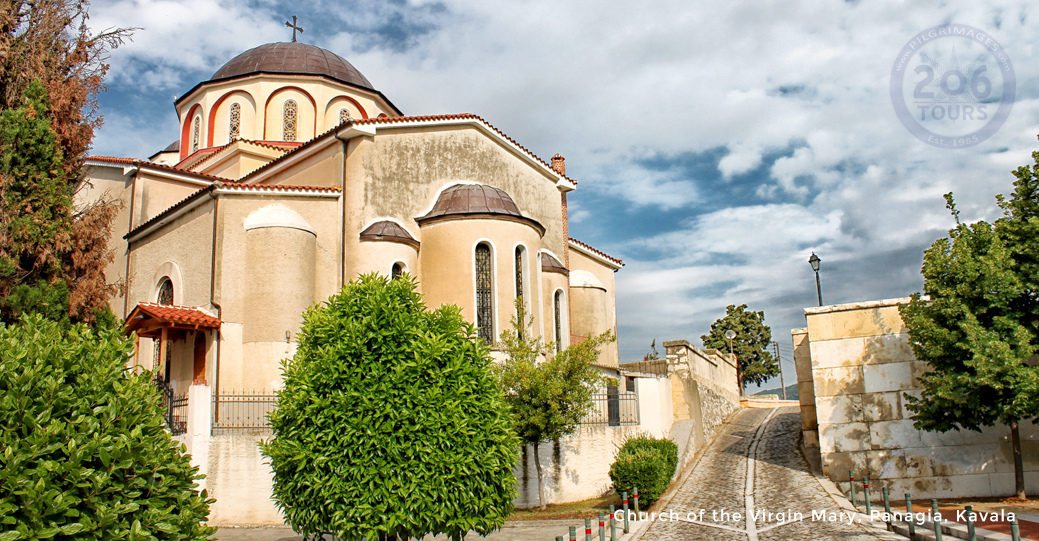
552,154,570,268
551,154,566,176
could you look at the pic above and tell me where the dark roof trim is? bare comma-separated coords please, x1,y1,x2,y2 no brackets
540,252,569,275
416,212,545,237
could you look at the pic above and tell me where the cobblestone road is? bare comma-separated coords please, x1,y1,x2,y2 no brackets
639,407,894,541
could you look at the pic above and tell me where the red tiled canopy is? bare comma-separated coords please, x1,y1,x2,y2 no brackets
124,302,221,339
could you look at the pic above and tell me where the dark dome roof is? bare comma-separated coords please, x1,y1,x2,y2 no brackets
210,42,374,90
359,220,419,248
421,184,523,220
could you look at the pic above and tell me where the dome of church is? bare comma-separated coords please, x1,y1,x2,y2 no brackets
209,42,374,90
421,184,524,220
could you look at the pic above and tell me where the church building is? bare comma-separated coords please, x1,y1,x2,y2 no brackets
78,41,623,398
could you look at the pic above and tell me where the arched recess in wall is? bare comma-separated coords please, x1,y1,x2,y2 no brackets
324,95,368,127
180,104,204,160
263,87,316,142
207,90,257,146
151,261,184,306
242,205,317,346
553,288,567,352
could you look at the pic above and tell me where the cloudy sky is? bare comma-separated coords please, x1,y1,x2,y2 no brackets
88,0,1039,391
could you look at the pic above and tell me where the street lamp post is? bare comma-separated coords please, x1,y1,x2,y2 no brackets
809,252,822,307
725,329,741,396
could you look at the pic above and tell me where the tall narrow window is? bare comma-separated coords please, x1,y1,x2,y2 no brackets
339,108,351,124
475,243,494,343
554,290,563,352
229,102,241,140
191,117,200,153
283,99,298,141
153,278,174,376
391,263,403,280
514,246,524,339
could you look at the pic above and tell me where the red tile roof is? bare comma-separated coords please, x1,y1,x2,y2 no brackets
569,237,623,266
129,302,221,328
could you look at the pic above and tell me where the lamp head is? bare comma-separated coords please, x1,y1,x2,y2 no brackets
809,252,821,272
724,330,737,340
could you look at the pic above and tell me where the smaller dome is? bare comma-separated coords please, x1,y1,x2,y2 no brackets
417,184,545,235
360,220,419,249
422,184,522,219
541,253,568,275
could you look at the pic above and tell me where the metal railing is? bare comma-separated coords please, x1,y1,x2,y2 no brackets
155,376,188,435
212,390,278,435
582,392,639,426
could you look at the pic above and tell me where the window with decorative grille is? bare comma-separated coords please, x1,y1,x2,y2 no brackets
191,117,200,153
475,243,494,343
391,263,403,280
157,278,173,305
339,108,350,124
283,100,298,141
514,246,524,339
229,102,241,140
554,290,563,352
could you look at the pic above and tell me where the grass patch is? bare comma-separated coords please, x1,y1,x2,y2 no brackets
510,494,625,521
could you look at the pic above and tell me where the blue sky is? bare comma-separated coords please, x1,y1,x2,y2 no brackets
89,0,1039,391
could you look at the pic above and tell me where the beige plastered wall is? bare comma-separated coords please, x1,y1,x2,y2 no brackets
125,198,217,392
132,172,209,227
805,298,1039,499
77,166,135,315
212,194,340,393
568,248,620,367
418,218,543,342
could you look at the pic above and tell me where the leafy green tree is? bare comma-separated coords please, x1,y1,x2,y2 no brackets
496,299,613,510
901,175,1039,499
701,304,778,391
0,315,215,538
261,274,518,539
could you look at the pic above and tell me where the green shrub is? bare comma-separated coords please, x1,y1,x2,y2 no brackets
0,315,215,539
261,274,519,539
608,435,679,504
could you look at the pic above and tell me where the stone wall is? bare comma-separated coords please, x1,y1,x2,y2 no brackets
663,340,741,472
802,298,1039,499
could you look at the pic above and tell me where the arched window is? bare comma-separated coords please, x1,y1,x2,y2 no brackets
554,290,563,352
475,243,494,343
191,117,200,153
283,99,298,141
157,278,173,305
391,263,403,280
339,108,351,124
229,102,241,140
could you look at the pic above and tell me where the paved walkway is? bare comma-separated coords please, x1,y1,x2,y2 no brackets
637,407,896,541
214,519,581,541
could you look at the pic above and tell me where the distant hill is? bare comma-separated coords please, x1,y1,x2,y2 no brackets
752,382,798,401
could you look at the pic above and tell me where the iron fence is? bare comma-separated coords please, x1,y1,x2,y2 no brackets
582,391,639,426
155,377,188,435
212,390,278,435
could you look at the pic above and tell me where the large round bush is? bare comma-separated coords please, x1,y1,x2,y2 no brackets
261,274,518,539
0,316,215,539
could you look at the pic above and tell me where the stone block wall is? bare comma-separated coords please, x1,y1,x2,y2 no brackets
803,298,1039,499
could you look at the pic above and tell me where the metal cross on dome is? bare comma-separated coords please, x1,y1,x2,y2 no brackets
285,15,303,43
